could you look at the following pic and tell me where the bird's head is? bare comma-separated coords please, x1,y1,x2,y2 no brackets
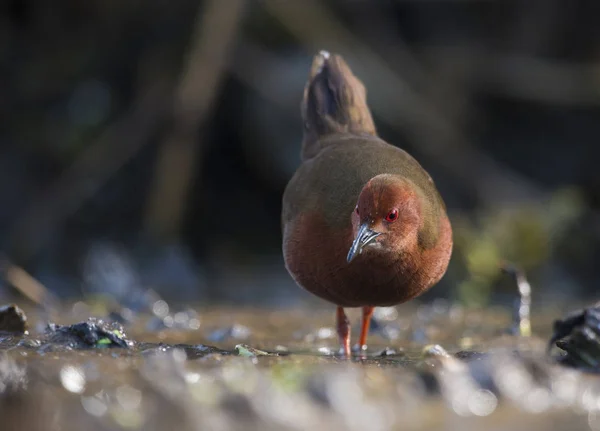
347,174,422,263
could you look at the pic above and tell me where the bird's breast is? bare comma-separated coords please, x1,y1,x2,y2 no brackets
283,210,449,307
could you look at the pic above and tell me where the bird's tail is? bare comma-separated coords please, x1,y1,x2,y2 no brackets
301,51,377,160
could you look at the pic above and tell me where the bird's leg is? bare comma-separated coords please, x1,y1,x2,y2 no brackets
336,306,351,357
356,306,374,352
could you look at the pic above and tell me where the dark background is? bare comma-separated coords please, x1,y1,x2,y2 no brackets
1,0,599,308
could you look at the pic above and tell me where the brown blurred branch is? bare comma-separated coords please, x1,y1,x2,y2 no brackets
143,0,245,240
1,259,58,310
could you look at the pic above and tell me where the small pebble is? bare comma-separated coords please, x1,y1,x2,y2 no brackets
0,304,27,333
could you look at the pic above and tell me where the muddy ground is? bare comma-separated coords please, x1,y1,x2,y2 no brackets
0,299,597,431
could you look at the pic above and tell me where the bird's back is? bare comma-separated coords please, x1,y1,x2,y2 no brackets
282,134,444,247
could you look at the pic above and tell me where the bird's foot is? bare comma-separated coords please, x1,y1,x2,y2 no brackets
352,343,368,358
337,346,351,358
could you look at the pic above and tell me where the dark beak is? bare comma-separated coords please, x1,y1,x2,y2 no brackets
347,222,381,263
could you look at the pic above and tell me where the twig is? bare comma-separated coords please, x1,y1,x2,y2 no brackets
0,257,58,310
143,0,246,239
501,262,532,337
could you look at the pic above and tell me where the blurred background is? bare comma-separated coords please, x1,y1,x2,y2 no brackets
1,0,599,310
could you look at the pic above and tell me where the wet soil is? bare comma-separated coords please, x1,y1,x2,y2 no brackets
0,300,597,431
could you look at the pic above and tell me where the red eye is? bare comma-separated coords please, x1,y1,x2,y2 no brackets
385,209,398,222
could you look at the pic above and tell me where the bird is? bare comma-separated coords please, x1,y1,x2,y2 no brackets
281,51,453,356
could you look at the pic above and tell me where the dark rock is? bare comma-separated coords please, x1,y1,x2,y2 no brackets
45,318,133,349
0,305,27,334
550,302,600,369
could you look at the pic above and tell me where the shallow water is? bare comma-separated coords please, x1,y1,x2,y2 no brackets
0,300,597,431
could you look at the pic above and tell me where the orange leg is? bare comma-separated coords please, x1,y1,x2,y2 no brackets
336,306,351,357
357,306,374,352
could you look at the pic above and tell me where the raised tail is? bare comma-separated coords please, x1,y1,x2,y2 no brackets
301,51,377,160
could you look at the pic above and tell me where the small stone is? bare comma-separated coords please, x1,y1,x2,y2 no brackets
422,344,450,359
235,344,275,357
0,304,27,333
18,338,41,348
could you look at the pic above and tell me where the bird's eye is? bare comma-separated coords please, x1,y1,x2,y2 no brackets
385,209,398,222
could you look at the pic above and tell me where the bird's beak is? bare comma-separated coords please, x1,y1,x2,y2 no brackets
347,222,381,263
